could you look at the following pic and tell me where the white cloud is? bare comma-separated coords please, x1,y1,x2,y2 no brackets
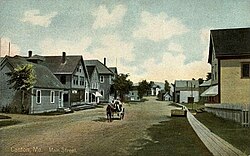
133,11,189,42
84,34,135,66
92,5,127,29
21,9,57,27
167,42,183,53
0,37,21,57
39,37,92,55
130,51,210,83
200,27,212,44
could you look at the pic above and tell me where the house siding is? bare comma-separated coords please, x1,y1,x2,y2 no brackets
128,90,140,101
221,59,250,105
211,49,219,85
30,88,62,114
0,64,16,110
54,62,90,106
174,80,200,103
90,68,100,90
180,91,199,103
99,74,112,102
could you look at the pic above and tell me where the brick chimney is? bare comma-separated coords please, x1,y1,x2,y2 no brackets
28,51,32,57
104,58,106,66
62,52,66,63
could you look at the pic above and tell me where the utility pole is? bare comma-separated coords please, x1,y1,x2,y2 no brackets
8,42,11,56
191,81,194,110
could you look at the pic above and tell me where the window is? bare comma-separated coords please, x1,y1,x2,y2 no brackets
100,90,104,96
85,93,88,102
100,76,104,83
60,76,66,84
84,80,87,88
73,76,78,85
80,76,84,86
36,90,41,104
242,63,250,78
50,91,55,103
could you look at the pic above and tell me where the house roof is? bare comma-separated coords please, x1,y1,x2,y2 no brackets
43,55,82,74
85,60,113,75
3,56,64,89
86,65,96,78
199,79,211,87
201,85,218,97
175,80,199,88
208,28,250,63
0,57,4,63
109,67,118,74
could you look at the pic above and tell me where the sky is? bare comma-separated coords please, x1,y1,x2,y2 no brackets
0,0,249,83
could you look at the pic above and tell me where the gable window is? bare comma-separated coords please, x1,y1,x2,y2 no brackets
242,63,250,78
100,76,104,83
73,75,78,85
36,90,41,104
50,91,55,103
80,76,84,86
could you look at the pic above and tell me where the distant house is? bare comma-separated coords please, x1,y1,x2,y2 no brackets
42,52,90,107
85,59,114,103
199,80,216,103
109,67,118,99
109,67,118,76
127,85,140,102
86,65,102,104
0,56,64,114
151,84,161,96
174,80,199,103
206,28,250,105
164,92,172,101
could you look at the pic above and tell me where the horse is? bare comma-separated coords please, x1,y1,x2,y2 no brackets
106,103,125,122
106,104,115,122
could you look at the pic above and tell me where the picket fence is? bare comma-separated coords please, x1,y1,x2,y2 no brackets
205,103,250,127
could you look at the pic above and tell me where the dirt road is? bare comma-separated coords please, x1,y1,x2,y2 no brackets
0,97,175,156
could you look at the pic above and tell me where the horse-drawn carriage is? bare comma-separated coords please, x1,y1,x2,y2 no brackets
106,100,125,122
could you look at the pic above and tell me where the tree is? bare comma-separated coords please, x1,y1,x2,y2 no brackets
206,72,212,80
198,78,204,84
6,64,36,113
112,73,133,102
138,80,151,99
164,80,170,93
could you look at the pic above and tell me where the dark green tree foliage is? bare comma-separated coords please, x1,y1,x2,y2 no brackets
206,72,212,80
164,80,170,93
198,78,204,84
6,64,36,91
6,64,36,113
112,73,133,102
138,80,151,98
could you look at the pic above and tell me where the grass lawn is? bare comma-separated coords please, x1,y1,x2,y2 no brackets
131,117,212,156
184,103,206,110
196,112,250,155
